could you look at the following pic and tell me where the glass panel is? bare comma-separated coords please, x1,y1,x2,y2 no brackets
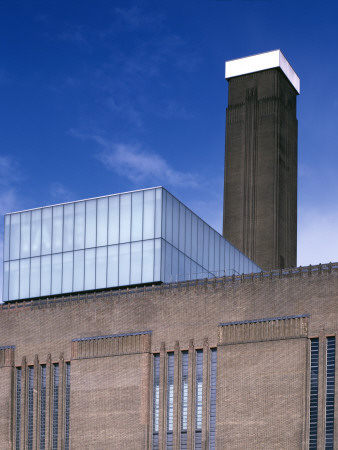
40,365,47,450
167,352,174,442
10,213,20,260
143,189,155,240
107,245,118,288
52,364,59,450
74,202,85,251
209,230,215,273
161,189,166,239
130,241,142,285
73,250,84,293
41,255,51,297
229,245,235,275
172,198,179,249
185,256,191,281
96,246,107,289
325,337,335,449
309,338,319,449
131,191,143,242
85,199,97,249
120,194,131,244
108,196,119,245
185,209,192,258
209,348,217,450
161,238,166,282
195,349,203,438
119,243,130,286
31,209,42,257
155,188,162,239
30,256,41,298
178,203,185,253
142,240,154,283
41,208,52,255
191,214,197,262
65,363,71,450
9,260,19,300
179,251,185,281
181,351,189,434
165,193,173,244
97,198,108,247
62,252,73,293
153,354,160,448
52,206,63,254
16,368,22,450
20,211,31,259
224,241,229,276
4,215,10,261
63,203,74,252
19,258,30,299
164,242,172,283
203,223,209,270
27,366,34,450
197,219,204,266
51,254,62,295
154,239,161,282
84,248,96,291
214,234,220,276
3,262,9,301
172,247,179,283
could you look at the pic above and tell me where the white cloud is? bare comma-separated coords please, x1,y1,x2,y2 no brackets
298,207,338,266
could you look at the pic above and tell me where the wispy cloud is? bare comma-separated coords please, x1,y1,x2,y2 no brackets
71,131,199,188
114,6,163,31
49,182,76,203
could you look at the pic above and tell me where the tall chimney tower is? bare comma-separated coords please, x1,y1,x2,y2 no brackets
223,50,299,271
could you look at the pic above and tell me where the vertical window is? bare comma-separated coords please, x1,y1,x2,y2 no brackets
167,352,174,449
209,349,217,450
326,337,335,449
52,364,59,450
28,366,34,450
153,354,160,450
40,365,46,450
195,350,203,449
16,368,21,450
65,363,71,450
309,338,319,449
181,351,189,449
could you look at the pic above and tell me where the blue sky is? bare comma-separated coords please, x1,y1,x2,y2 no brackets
1,0,338,300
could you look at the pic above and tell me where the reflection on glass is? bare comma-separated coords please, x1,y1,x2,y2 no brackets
3,262,9,301
108,196,119,245
62,252,73,293
143,189,155,240
41,255,51,297
107,245,118,287
96,246,107,289
197,220,203,266
31,209,42,257
74,202,85,250
185,209,192,258
203,223,209,270
119,243,130,286
130,242,142,285
73,250,84,292
52,206,63,254
179,203,185,253
30,256,41,298
131,192,143,242
166,193,173,244
84,248,96,291
10,213,20,260
120,194,131,244
9,260,19,300
20,211,31,259
155,188,162,239
42,208,52,255
51,254,62,295
85,200,97,249
4,215,10,262
191,214,197,262
172,198,179,249
63,204,74,252
209,229,215,273
20,259,30,299
142,240,154,283
97,198,108,247
154,239,161,281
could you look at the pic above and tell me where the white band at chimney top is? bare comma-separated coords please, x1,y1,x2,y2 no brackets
225,50,300,94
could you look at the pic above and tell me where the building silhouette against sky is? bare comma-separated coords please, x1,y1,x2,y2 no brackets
0,51,337,449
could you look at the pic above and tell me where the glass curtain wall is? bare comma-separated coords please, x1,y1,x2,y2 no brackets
3,187,261,301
